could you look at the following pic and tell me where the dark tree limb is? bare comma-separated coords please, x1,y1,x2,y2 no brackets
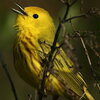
37,0,100,100
37,1,78,100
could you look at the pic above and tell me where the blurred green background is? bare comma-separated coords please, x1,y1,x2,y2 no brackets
0,0,100,100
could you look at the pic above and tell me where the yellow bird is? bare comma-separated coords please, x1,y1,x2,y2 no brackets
13,4,95,100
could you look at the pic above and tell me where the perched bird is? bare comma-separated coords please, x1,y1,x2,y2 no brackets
13,4,95,100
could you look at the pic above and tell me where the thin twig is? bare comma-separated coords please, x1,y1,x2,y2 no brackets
70,20,96,76
70,21,100,89
76,31,97,77
64,14,86,23
0,54,18,100
38,1,76,100
79,92,86,100
49,0,72,60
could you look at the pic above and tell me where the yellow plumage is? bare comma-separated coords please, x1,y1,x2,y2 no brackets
13,6,95,100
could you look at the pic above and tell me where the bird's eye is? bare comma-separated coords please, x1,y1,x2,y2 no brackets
33,14,39,19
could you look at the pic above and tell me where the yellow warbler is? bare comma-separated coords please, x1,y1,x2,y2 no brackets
13,4,95,100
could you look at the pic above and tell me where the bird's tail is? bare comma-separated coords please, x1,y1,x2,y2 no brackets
83,86,95,100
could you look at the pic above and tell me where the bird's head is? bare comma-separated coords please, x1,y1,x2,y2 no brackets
12,4,55,41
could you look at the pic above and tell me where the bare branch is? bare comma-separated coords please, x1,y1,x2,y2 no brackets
63,14,86,23
38,0,77,100
0,54,18,100
74,31,98,81
37,0,100,99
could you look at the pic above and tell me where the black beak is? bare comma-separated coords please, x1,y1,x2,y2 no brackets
11,3,28,16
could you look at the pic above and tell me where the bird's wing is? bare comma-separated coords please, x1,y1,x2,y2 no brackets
52,48,87,96
37,41,87,97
